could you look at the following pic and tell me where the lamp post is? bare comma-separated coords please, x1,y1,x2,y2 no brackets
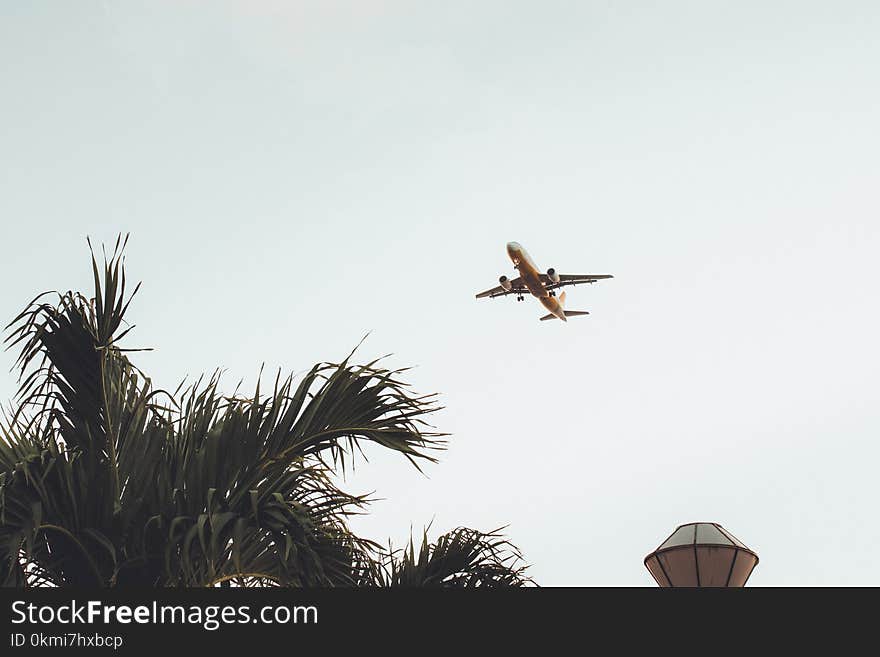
644,522,758,587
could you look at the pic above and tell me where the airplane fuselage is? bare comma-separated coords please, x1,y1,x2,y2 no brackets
506,242,567,321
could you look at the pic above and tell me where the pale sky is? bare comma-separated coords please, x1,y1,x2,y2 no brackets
2,1,878,585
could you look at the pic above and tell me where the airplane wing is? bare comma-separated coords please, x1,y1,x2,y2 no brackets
540,273,613,291
475,276,525,299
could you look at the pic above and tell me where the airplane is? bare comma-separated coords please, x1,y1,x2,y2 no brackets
475,242,612,322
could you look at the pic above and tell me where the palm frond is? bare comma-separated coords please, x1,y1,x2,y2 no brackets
373,527,534,587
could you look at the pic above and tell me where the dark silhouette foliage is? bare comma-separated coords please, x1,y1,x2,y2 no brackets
0,237,531,587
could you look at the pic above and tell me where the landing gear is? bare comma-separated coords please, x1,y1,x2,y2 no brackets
516,295,524,302
549,291,556,297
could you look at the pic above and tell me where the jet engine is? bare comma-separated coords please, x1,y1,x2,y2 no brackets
499,275,512,291
547,268,560,283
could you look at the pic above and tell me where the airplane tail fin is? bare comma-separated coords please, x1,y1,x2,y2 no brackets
539,310,590,321
559,290,566,307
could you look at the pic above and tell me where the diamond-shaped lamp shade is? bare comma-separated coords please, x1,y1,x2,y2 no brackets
644,522,758,587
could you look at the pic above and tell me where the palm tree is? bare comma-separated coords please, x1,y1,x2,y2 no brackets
0,237,531,587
